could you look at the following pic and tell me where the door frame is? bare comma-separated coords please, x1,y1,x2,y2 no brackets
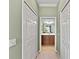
39,17,57,52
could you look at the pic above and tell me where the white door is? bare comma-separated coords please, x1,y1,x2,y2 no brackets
60,2,70,59
22,1,38,59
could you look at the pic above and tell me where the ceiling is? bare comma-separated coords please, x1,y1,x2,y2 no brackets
37,0,59,7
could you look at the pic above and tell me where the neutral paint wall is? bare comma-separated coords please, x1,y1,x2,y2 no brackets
9,0,38,59
39,7,57,16
9,0,22,59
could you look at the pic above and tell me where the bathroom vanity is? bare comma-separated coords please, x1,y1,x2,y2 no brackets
41,35,55,46
39,17,56,52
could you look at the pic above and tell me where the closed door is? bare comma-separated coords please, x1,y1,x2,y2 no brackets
41,35,55,46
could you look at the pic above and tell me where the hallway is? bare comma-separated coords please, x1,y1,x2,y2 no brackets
37,46,59,59
9,0,70,59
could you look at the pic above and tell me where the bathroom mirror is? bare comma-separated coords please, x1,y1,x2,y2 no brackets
42,21,55,33
40,17,56,34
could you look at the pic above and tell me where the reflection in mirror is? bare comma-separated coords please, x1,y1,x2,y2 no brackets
42,21,55,33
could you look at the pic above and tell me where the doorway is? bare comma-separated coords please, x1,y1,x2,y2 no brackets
39,17,56,52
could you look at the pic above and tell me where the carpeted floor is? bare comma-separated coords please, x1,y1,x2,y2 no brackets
37,46,59,59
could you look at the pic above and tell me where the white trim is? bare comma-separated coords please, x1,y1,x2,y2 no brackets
54,17,57,52
22,0,23,59
39,4,57,7
39,17,57,52
41,33,56,35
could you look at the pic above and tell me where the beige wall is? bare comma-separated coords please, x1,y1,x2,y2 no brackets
39,7,57,16
9,0,22,59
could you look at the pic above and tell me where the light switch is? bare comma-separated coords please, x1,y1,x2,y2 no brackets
9,39,16,48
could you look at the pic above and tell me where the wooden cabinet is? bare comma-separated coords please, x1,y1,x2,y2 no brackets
41,35,55,46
